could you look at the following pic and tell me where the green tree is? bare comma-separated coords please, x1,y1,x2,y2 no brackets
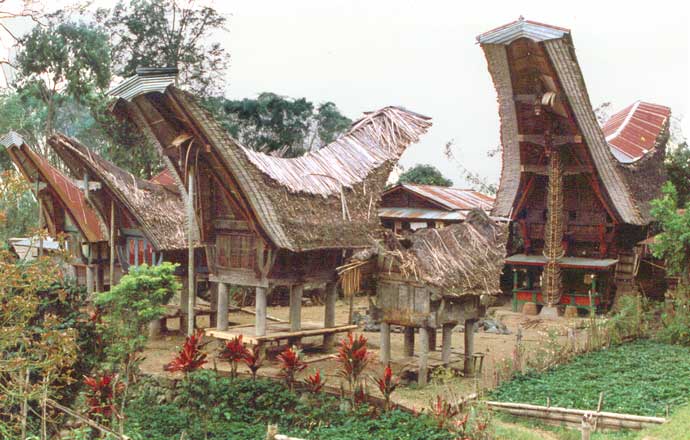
14,13,111,140
208,93,352,156
95,262,179,431
398,164,453,187
650,182,690,283
103,0,229,97
665,142,690,207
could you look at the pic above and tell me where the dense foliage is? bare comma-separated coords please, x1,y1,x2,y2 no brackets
205,93,352,156
0,252,97,437
398,164,453,187
124,370,454,440
665,142,690,207
650,182,690,282
490,340,690,416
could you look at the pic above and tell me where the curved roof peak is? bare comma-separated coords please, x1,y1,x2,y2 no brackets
477,18,570,45
602,101,671,163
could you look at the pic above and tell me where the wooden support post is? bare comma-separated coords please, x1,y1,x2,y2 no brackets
323,282,337,348
187,168,196,336
441,324,453,364
37,193,43,258
464,319,477,375
86,265,95,297
256,286,267,337
289,284,303,332
217,282,229,330
428,327,437,351
109,200,115,289
209,283,218,328
148,319,162,339
380,322,391,364
180,276,189,335
404,327,415,357
418,327,429,386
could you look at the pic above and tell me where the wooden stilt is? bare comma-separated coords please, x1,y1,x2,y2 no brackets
217,282,229,330
256,286,267,336
403,327,415,357
464,319,477,375
148,319,162,339
95,265,104,293
187,168,196,336
109,200,115,289
86,265,95,297
180,277,189,335
418,327,429,386
323,282,337,348
209,284,218,328
289,284,303,332
441,324,453,364
380,322,391,364
428,327,437,351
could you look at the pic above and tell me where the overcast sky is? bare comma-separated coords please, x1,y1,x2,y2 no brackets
3,0,689,187
217,1,689,187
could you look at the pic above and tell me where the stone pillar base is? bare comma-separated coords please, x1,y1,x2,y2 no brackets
564,305,579,318
539,305,560,318
522,302,538,315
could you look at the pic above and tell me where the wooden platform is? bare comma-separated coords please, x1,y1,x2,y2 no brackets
206,321,357,346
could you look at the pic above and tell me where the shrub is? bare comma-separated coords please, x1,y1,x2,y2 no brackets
276,346,306,391
243,345,262,380
219,334,249,379
164,329,208,375
336,333,370,397
304,370,326,394
374,365,399,411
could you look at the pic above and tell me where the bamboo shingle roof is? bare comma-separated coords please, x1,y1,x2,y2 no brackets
479,18,669,225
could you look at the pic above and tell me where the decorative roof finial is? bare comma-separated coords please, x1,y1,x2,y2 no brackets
518,15,525,21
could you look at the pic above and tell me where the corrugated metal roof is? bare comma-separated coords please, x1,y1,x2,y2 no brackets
149,169,176,186
602,101,671,163
397,184,495,211
477,17,569,45
108,68,177,101
1,132,106,243
378,207,467,221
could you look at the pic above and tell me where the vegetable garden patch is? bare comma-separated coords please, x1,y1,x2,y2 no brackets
490,340,690,416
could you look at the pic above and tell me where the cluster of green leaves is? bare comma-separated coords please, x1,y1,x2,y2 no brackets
665,142,690,208
650,182,690,282
490,340,690,416
123,370,453,440
398,164,453,187
95,263,179,368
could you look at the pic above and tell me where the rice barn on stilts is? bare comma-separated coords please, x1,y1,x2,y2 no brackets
340,209,507,384
107,68,432,348
478,18,670,316
46,133,211,335
1,132,109,291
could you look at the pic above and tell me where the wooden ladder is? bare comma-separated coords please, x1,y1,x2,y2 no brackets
614,252,638,297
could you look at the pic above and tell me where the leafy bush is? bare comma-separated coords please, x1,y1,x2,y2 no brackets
656,286,690,346
124,370,453,440
490,340,690,416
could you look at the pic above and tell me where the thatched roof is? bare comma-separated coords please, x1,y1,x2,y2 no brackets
478,18,668,225
109,76,431,252
351,210,507,297
1,132,106,243
47,133,188,251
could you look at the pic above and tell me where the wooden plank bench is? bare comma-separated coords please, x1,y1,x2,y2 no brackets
206,324,358,347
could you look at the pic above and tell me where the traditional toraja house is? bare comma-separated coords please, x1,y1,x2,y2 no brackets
478,18,670,316
341,209,506,384
379,183,495,232
107,67,432,346
1,132,109,292
46,133,211,333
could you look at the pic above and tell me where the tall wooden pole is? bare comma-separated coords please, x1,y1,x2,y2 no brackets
187,167,196,336
109,200,115,289
542,129,565,314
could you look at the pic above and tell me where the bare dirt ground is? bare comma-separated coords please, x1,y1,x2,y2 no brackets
141,296,591,411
